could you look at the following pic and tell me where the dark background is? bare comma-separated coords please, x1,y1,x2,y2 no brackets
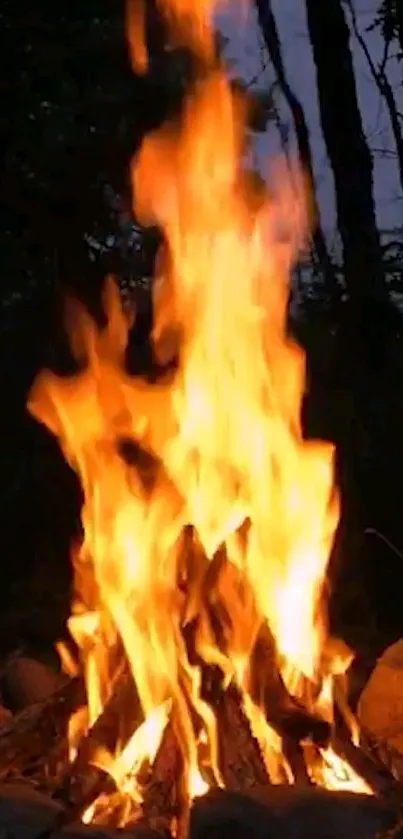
1,0,403,664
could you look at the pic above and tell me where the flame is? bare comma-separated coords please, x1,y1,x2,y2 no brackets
90,701,171,801
28,0,372,822
304,744,373,795
126,0,228,72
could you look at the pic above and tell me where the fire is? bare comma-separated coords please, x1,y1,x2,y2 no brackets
126,0,229,73
27,0,372,826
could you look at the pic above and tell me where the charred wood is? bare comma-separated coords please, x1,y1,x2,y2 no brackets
139,680,270,834
331,733,403,806
250,625,331,746
139,716,185,837
212,683,269,790
184,543,331,751
56,668,142,816
180,650,270,789
0,677,84,788
55,766,115,823
281,738,312,786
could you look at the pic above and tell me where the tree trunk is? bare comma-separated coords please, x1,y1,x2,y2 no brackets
345,0,403,194
254,0,337,299
305,0,385,307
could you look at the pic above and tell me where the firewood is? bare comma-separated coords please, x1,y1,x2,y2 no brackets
250,624,331,747
138,715,186,837
331,732,403,806
56,668,143,815
0,677,84,788
174,647,270,790
281,737,312,786
34,668,167,833
56,766,115,823
189,785,400,839
138,679,271,837
139,677,270,837
213,683,270,790
183,543,331,751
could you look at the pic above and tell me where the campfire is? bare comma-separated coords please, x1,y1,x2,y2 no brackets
0,1,402,838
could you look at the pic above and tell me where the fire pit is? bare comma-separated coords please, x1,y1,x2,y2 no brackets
1,0,402,836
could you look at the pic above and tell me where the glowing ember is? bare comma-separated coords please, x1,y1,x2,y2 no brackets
27,0,372,827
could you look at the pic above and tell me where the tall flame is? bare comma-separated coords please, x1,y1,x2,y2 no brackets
28,0,371,823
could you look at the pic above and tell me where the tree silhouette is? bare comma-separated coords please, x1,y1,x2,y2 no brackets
254,0,336,298
1,0,192,310
345,0,403,194
372,0,403,59
305,0,385,308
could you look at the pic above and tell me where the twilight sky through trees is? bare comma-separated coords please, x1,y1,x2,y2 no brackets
219,0,402,240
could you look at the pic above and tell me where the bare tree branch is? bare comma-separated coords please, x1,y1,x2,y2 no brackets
344,0,403,193
254,0,337,294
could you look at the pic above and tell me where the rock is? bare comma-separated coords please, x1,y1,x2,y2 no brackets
0,781,64,839
190,786,398,839
0,784,162,839
1,656,62,711
358,639,403,779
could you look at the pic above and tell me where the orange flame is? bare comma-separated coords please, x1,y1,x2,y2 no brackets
27,0,372,822
126,0,226,72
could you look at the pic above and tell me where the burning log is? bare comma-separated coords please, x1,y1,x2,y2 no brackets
212,683,270,790
0,677,84,789
249,624,331,746
139,680,271,836
55,765,114,825
330,734,403,806
193,543,332,752
139,716,186,836
281,738,312,786
56,667,143,816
